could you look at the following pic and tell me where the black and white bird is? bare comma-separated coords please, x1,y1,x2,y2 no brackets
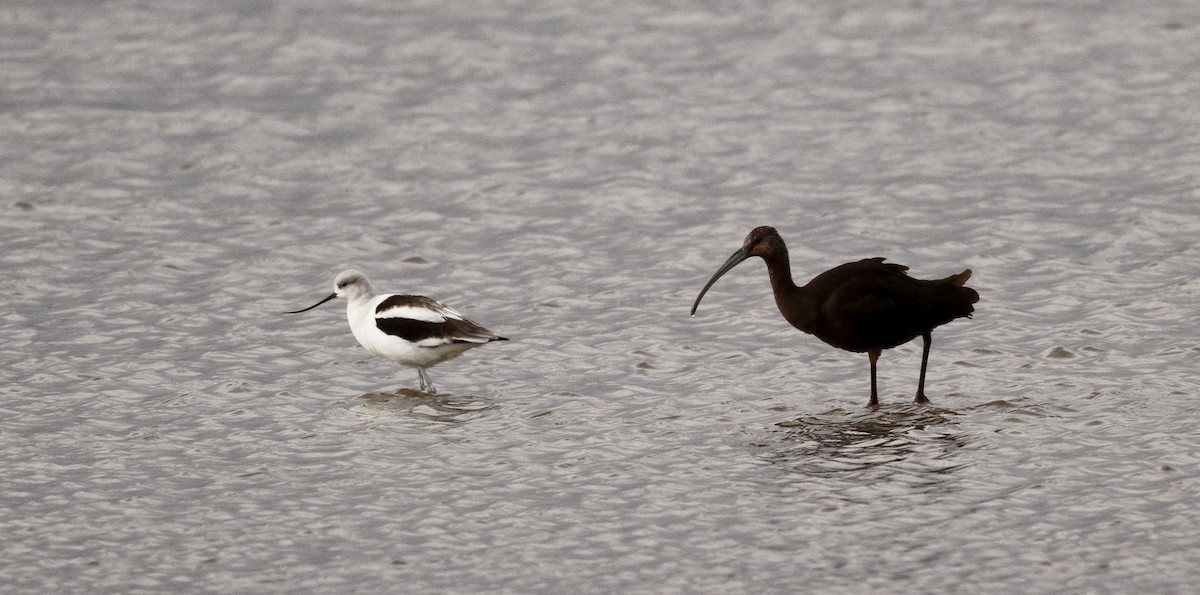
287,269,507,393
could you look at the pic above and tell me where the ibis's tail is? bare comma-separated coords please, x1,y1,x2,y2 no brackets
943,268,979,318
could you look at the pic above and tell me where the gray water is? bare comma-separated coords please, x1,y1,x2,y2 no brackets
3,1,1200,592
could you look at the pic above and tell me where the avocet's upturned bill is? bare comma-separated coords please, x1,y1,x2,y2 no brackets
287,269,507,393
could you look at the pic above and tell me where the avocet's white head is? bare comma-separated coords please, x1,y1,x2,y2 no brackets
286,269,376,313
331,269,373,302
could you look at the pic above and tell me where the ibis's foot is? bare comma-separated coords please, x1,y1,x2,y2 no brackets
915,392,930,404
867,395,880,408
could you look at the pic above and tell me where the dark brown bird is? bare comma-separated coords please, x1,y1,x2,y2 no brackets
690,226,979,407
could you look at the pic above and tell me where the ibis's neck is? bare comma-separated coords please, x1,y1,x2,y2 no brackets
763,251,812,331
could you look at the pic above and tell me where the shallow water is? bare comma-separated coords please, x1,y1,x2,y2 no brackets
3,0,1200,592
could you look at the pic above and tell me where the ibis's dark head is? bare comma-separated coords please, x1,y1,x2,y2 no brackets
690,226,786,316
740,226,785,258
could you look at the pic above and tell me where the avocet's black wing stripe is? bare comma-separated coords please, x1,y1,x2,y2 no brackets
375,318,453,345
373,294,505,347
375,316,504,346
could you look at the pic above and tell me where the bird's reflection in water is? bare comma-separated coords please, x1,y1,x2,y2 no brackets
356,388,495,423
759,405,967,487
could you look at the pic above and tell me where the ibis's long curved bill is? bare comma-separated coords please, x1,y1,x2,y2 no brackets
286,292,337,314
690,246,751,316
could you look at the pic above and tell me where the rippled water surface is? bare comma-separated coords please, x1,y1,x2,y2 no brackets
4,1,1200,592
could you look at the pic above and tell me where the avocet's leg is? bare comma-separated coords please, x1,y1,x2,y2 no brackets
418,368,437,394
